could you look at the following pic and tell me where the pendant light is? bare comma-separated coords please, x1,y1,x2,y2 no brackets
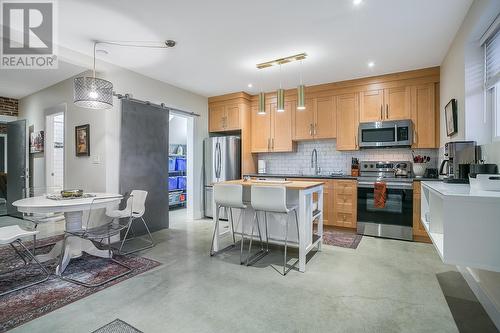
257,68,266,115
73,42,114,110
276,64,285,112
297,60,306,110
258,92,266,115
74,40,176,110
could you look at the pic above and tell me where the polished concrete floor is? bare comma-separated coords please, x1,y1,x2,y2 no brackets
7,210,464,333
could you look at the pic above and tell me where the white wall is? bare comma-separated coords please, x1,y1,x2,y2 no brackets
19,62,208,219
439,0,500,327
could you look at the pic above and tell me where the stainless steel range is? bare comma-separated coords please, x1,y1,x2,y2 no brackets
356,161,414,241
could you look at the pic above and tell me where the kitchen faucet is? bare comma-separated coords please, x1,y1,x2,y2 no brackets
311,148,320,175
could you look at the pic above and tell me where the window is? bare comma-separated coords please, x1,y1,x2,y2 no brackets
485,28,500,141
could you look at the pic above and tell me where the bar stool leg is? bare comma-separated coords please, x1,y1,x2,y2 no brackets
229,208,236,244
283,213,289,276
255,211,264,251
210,205,221,256
264,212,269,252
246,211,257,265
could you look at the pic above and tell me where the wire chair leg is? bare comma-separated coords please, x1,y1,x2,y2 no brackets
0,239,50,297
119,217,134,254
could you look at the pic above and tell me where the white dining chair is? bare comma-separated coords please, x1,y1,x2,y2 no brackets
250,185,300,275
0,225,50,296
106,190,155,255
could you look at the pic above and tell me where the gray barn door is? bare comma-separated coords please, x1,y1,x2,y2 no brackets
120,100,169,234
7,120,27,217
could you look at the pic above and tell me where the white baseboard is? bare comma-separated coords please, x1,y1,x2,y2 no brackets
457,266,500,330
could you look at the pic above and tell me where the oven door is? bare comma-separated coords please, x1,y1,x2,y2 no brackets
357,182,413,240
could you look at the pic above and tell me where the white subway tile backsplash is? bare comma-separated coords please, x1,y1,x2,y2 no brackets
257,139,438,175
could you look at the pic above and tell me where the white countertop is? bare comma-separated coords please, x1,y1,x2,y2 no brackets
421,181,500,199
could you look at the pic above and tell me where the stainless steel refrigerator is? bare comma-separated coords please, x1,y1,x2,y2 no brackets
204,136,241,217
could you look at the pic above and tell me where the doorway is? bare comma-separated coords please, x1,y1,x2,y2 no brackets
45,112,64,190
168,112,194,225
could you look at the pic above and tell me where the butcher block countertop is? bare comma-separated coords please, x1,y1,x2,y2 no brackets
220,179,324,190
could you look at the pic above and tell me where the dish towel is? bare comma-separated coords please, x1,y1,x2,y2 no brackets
374,181,387,208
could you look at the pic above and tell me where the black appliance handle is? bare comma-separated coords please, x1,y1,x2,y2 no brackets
439,160,448,175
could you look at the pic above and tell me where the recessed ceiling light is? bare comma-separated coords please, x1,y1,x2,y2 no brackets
353,0,363,5
247,83,253,88
368,61,375,68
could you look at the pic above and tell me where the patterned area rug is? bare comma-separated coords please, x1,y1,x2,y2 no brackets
0,235,161,332
92,319,144,333
321,227,363,249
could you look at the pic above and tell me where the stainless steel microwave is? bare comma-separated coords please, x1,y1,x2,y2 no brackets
358,120,413,148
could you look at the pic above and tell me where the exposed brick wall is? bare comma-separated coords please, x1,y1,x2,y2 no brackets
0,96,18,117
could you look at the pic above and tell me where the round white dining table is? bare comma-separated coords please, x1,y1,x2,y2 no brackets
12,193,122,275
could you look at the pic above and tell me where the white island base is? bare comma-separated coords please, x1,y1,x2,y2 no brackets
212,180,324,273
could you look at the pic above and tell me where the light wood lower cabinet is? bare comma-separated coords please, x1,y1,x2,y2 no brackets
413,181,431,242
332,180,357,228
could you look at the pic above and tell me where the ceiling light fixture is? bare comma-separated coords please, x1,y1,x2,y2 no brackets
297,60,306,111
277,64,285,112
368,61,375,68
247,83,253,88
256,53,307,70
73,40,175,110
353,0,363,5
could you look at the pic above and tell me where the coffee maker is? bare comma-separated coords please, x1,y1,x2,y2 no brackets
439,141,477,183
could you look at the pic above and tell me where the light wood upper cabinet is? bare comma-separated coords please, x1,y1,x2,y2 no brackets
336,93,359,151
360,89,384,122
209,104,241,132
225,104,241,130
293,97,336,140
315,96,336,139
251,102,293,153
360,87,411,122
384,86,411,120
209,105,226,132
251,104,272,153
411,83,437,148
294,99,315,140
272,101,293,152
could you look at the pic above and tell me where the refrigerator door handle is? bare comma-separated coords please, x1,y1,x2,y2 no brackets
216,142,222,179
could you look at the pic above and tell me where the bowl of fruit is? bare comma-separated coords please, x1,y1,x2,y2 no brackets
412,153,430,178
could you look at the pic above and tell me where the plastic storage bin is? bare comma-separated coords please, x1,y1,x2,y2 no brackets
175,157,187,171
177,176,187,190
168,176,178,191
168,157,176,172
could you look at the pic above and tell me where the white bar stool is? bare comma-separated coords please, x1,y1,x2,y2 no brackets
211,183,256,263
250,186,300,275
0,225,50,296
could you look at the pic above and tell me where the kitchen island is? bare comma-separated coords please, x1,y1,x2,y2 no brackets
212,179,324,272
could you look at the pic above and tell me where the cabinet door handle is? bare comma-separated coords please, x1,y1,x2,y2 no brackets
309,124,313,136
355,135,358,149
314,124,317,135
267,138,270,151
380,105,383,120
386,104,389,118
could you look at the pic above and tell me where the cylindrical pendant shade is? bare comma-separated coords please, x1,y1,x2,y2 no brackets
297,84,306,110
74,77,113,110
276,88,285,112
258,92,266,114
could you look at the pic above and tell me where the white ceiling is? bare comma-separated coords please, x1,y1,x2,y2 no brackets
1,0,473,99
